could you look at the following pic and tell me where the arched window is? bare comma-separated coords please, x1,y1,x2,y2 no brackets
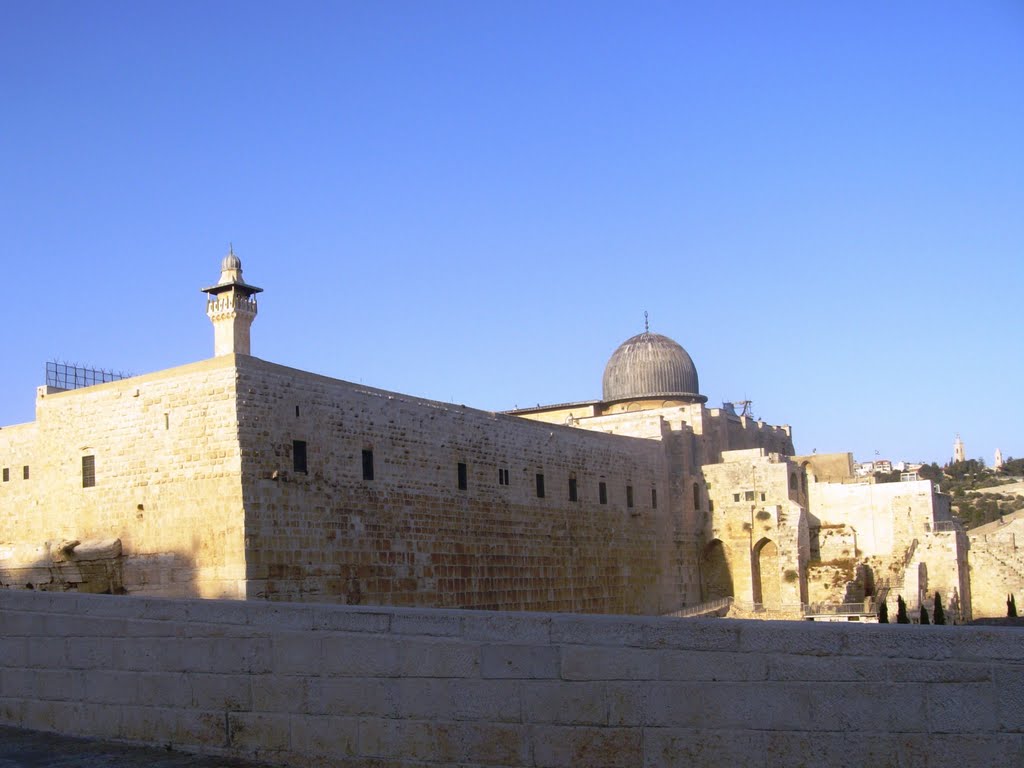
693,482,701,510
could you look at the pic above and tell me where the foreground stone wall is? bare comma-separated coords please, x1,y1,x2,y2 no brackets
1,590,1022,767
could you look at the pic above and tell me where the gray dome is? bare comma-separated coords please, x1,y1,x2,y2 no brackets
602,331,704,403
221,250,242,272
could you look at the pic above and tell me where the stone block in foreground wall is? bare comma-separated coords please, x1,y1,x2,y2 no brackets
0,590,1022,767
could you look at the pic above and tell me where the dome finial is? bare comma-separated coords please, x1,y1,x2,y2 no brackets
644,310,649,333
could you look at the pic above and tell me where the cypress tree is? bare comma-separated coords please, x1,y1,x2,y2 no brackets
933,592,946,625
1009,594,1018,618
896,595,910,624
878,599,889,624
919,605,930,625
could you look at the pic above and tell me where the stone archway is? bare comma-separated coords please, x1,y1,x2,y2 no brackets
701,539,733,601
752,538,782,608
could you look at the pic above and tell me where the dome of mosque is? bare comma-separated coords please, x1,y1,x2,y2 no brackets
601,330,704,403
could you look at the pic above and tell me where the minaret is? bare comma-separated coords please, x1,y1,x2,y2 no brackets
953,434,966,463
201,246,263,356
995,448,1004,471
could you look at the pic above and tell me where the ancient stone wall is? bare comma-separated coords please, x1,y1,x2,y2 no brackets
969,512,1024,618
234,357,682,614
702,451,808,609
0,357,246,598
1,590,1022,767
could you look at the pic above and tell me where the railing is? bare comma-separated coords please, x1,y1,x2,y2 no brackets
665,597,733,618
931,520,961,533
803,602,874,617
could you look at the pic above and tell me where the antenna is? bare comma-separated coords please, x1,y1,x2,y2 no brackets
644,310,649,333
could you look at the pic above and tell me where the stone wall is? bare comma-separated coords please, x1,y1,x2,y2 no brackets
234,357,681,614
1,590,1022,767
969,512,1024,618
0,357,247,598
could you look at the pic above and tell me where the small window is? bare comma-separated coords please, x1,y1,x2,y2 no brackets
626,485,634,508
744,491,755,501
733,493,740,503
709,499,714,513
599,481,608,505
458,462,468,491
568,477,578,502
293,440,307,474
22,466,29,480
790,473,797,490
295,405,300,418
760,492,766,502
535,473,545,498
651,488,657,509
498,467,509,486
164,413,170,430
693,483,700,510
1,467,7,482
82,455,96,488
362,449,374,481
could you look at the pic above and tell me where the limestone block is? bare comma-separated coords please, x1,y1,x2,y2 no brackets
658,649,768,682
532,725,642,768
391,678,520,722
462,612,551,644
228,711,291,752
560,646,658,681
481,643,559,679
768,654,885,682
763,731,902,767
927,683,997,733
190,672,251,711
642,619,742,652
310,677,395,718
312,609,390,634
271,634,322,675
136,672,192,708
81,669,140,705
289,714,359,758
643,728,768,768
251,675,311,713
521,681,606,725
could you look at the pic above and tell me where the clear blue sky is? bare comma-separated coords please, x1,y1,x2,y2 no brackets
2,2,1022,466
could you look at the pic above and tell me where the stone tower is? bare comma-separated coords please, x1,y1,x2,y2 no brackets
995,448,1004,471
954,434,966,463
201,247,263,356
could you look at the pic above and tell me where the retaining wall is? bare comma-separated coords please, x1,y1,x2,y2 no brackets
1,590,1022,766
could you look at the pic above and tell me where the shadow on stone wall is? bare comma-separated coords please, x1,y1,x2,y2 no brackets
0,539,125,594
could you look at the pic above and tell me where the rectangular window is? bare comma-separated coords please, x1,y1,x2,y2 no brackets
760,492,766,502
293,440,307,474
535,473,545,498
599,481,608,505
568,477,578,502
709,499,714,513
362,449,374,481
626,485,634,508
82,455,96,488
22,466,29,480
651,488,657,509
733,493,740,502
498,467,509,486
744,490,756,501
458,462,468,491
2,467,8,482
